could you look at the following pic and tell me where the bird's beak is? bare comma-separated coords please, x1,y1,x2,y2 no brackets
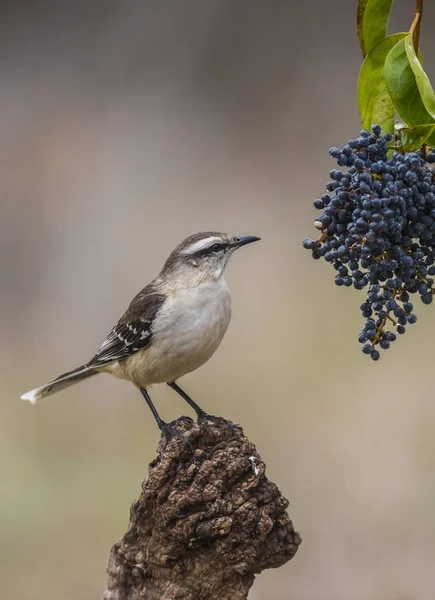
233,235,261,249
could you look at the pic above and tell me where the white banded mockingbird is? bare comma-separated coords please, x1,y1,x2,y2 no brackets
21,232,260,430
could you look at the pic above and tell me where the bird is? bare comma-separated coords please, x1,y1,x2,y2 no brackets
20,232,260,431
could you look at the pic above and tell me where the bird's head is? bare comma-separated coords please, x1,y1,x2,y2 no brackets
161,232,261,282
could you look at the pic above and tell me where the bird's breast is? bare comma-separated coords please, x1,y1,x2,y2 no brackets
139,279,232,384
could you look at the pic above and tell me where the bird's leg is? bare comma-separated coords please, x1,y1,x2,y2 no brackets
140,388,167,430
167,381,207,420
167,382,234,434
140,387,192,448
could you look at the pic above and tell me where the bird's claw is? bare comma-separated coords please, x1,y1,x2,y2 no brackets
160,421,193,451
197,412,236,435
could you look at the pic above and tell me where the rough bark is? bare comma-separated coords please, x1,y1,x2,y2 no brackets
102,416,301,600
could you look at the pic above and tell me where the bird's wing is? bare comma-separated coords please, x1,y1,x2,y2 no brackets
88,289,166,368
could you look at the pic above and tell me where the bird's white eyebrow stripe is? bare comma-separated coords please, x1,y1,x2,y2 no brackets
182,237,223,254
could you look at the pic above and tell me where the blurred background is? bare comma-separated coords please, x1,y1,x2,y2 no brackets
2,1,435,598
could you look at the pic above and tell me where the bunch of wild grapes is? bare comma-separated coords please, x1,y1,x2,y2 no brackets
303,125,435,360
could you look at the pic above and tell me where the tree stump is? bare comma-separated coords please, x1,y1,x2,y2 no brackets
102,416,301,600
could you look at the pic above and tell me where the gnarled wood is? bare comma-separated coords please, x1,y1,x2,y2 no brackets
103,416,301,600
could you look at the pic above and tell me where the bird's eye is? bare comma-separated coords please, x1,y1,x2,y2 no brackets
210,243,223,253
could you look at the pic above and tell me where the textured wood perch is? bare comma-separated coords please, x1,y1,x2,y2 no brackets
102,416,301,600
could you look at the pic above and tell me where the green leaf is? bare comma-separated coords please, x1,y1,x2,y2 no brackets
384,35,433,128
357,0,393,58
426,130,435,148
401,124,435,151
404,35,435,118
358,33,406,133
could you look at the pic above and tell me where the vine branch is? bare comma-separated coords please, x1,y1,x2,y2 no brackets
410,0,423,55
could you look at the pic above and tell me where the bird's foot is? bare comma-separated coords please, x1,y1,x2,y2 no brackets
197,411,236,435
160,420,193,451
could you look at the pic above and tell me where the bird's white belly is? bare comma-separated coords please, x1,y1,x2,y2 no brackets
123,280,232,386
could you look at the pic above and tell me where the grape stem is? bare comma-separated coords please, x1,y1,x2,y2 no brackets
386,314,397,326
373,290,397,345
410,0,423,56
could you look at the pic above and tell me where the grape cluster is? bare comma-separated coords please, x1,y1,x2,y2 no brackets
303,125,435,360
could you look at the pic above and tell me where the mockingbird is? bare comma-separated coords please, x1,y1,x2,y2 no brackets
21,232,260,430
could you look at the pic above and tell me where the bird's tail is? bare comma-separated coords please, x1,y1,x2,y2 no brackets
20,364,97,404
